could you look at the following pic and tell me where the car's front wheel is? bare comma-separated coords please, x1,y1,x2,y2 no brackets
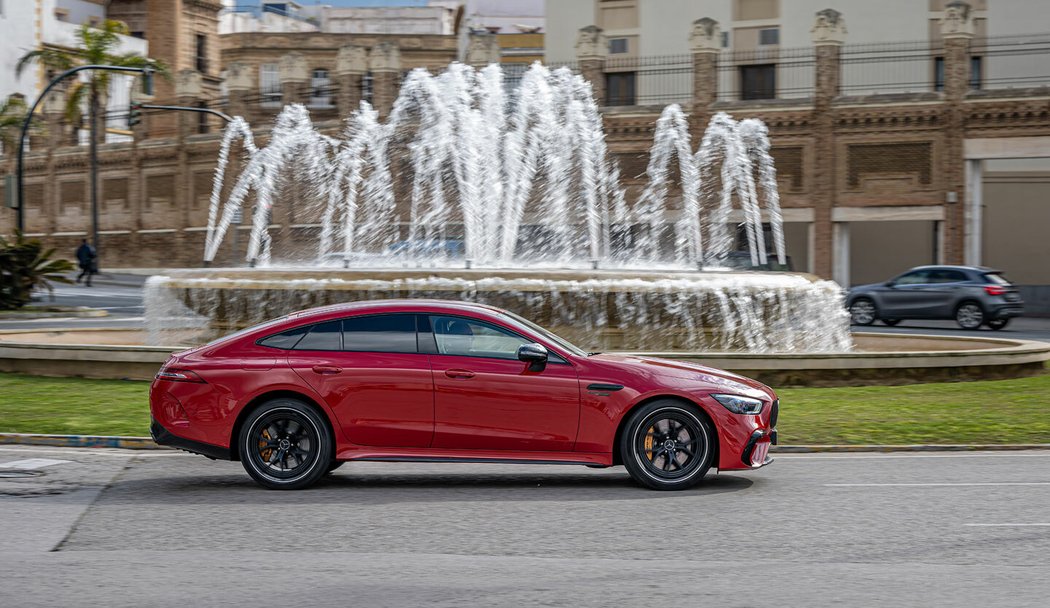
955,302,985,330
621,400,714,491
849,298,877,326
239,398,332,490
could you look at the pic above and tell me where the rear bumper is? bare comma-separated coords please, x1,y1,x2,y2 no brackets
151,418,232,461
988,303,1024,319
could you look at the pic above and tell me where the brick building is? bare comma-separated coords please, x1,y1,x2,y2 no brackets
2,2,1050,309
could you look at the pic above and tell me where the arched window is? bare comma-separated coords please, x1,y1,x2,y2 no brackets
310,68,332,108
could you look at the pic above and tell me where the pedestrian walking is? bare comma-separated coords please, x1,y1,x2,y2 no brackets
75,239,97,287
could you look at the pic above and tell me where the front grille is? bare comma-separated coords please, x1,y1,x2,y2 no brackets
770,399,779,428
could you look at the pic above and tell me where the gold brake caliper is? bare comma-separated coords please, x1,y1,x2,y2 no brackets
259,429,272,461
644,427,654,460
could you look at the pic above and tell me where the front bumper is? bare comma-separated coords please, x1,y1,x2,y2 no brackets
151,418,232,461
741,428,776,468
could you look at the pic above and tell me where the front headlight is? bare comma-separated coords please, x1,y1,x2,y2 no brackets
711,393,765,415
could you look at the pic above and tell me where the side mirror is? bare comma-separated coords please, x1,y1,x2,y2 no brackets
517,342,548,372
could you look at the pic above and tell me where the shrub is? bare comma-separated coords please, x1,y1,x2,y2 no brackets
0,233,74,309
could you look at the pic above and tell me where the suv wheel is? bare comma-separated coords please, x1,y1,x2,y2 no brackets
955,302,985,330
986,318,1010,331
849,298,877,326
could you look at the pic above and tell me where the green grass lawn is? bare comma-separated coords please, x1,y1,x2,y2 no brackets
1,371,1048,444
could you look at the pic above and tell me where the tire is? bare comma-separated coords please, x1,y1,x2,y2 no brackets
238,398,332,490
955,301,985,330
326,460,345,474
986,318,1010,331
881,318,901,326
849,298,877,326
620,399,715,491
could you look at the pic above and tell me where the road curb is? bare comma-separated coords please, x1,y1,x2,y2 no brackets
0,433,163,450
1,433,1049,453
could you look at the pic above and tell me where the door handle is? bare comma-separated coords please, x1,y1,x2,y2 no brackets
311,365,343,375
444,369,475,379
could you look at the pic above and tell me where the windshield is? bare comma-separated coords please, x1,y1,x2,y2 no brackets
496,310,589,358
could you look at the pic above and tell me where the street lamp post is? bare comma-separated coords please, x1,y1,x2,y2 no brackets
14,65,154,268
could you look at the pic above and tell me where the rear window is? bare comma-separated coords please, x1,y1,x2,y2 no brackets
293,320,342,351
984,273,1012,286
258,325,309,349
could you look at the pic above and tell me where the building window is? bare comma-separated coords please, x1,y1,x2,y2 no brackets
721,31,729,48
740,64,775,100
605,72,636,106
260,63,281,107
970,56,982,90
608,38,628,54
758,28,779,46
310,68,332,108
933,56,945,92
362,71,374,105
195,34,208,74
197,101,209,134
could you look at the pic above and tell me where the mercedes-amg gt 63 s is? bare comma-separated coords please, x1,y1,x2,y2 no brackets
150,300,779,490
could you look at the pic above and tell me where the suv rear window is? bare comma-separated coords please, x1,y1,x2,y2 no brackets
984,273,1012,286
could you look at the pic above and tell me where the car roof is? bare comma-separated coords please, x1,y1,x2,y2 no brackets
290,299,505,322
907,265,1001,273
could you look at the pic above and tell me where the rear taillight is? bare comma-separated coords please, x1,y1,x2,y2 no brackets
984,285,1007,296
155,368,206,383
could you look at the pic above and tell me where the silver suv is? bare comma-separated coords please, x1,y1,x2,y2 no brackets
846,265,1024,330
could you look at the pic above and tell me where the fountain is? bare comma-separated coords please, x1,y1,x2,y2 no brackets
145,62,851,353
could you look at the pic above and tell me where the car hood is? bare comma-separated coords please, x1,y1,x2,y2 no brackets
849,282,884,293
589,353,774,400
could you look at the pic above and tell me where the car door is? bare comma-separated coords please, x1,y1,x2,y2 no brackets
423,314,581,452
285,314,434,448
881,269,937,317
927,269,969,317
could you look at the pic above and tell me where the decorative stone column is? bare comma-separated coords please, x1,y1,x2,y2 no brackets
175,69,204,140
465,32,501,68
689,18,720,109
279,52,310,107
941,0,975,264
575,26,607,106
335,45,368,115
369,42,401,116
226,62,254,120
42,90,67,149
810,9,847,280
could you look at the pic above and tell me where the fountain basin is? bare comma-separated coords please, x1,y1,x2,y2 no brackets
1,328,1046,387
143,267,852,353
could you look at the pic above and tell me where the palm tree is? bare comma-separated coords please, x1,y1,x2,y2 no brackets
16,19,164,143
0,95,31,171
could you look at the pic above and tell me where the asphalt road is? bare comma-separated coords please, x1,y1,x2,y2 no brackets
1,445,1048,607
8,277,1050,343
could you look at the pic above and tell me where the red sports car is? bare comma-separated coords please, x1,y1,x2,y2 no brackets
150,300,778,490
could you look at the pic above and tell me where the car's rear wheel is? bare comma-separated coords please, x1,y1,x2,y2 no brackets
621,400,714,491
955,302,985,330
881,318,901,326
986,318,1010,330
239,398,331,490
326,461,345,474
849,298,877,326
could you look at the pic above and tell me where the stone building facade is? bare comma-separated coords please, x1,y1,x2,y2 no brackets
2,3,1049,302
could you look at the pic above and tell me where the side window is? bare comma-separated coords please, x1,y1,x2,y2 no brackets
258,325,309,349
430,316,530,360
293,320,342,351
342,314,417,353
943,270,967,283
895,270,930,285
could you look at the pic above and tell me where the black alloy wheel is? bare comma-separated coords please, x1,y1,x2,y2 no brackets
239,398,332,490
986,318,1010,331
849,298,877,326
621,400,714,491
955,302,985,330
881,318,901,326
